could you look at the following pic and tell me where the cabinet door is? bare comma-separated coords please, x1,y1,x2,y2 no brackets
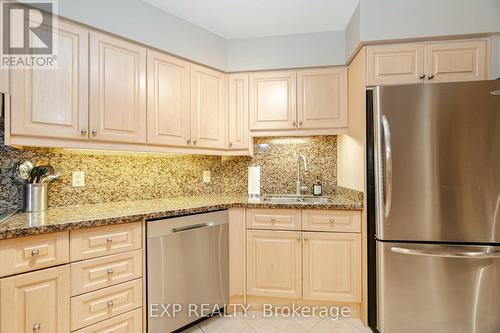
249,71,297,130
10,21,88,140
227,73,249,150
89,32,146,143
190,64,226,149
366,44,425,85
147,50,191,147
303,232,361,302
297,67,347,129
0,265,70,333
424,39,488,83
246,230,301,298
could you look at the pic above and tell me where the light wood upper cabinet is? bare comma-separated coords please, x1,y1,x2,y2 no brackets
366,39,488,85
297,67,348,129
147,50,191,147
190,64,227,149
303,232,361,302
366,43,425,85
246,230,302,298
424,39,488,83
89,32,147,143
249,71,297,130
10,21,89,140
0,265,70,333
227,73,249,150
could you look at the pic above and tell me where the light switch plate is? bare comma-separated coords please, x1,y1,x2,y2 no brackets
72,171,85,187
203,170,211,183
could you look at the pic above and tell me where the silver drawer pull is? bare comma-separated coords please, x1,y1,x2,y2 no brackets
107,300,114,308
329,218,335,223
31,249,40,257
106,237,113,243
107,268,114,276
270,218,276,223
32,322,41,332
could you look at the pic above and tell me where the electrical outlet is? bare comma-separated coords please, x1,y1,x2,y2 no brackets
72,171,85,187
203,170,211,183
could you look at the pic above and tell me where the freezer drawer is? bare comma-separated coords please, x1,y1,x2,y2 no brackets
377,241,500,333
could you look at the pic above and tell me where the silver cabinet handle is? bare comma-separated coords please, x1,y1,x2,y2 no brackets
32,322,41,332
81,129,87,135
292,122,297,127
296,236,301,241
91,129,97,136
303,236,308,241
298,121,303,127
193,140,197,145
427,74,435,80
107,268,114,276
391,245,500,259
106,236,113,243
31,249,40,257
229,142,233,148
381,115,393,218
418,74,426,80
186,139,191,144
107,300,114,308
329,218,335,223
270,218,276,223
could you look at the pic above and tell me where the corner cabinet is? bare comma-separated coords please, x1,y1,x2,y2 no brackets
146,50,191,147
10,20,89,140
227,73,250,150
89,32,147,144
366,39,488,85
190,64,227,149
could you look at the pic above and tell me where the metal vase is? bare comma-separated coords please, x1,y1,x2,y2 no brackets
23,183,48,212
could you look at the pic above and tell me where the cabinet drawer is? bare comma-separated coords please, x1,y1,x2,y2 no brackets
0,231,69,277
71,250,143,296
246,209,301,230
71,278,143,330
302,210,361,233
73,308,142,333
70,222,142,261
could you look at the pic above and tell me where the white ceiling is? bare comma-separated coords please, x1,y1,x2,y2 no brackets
141,0,359,39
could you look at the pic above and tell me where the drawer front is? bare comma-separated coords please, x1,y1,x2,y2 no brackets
0,231,69,278
73,308,142,333
246,209,301,230
71,250,143,296
71,278,143,330
70,222,142,261
302,210,361,233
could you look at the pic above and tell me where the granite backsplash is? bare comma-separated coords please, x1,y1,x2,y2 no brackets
1,121,356,209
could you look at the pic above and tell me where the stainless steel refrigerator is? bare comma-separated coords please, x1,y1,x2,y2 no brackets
367,80,500,333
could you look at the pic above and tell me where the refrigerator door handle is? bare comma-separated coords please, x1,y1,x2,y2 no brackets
391,245,500,259
381,115,393,218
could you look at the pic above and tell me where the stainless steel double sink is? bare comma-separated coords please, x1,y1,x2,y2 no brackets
261,195,335,204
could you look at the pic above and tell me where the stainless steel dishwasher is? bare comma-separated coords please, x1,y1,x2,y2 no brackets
147,210,229,333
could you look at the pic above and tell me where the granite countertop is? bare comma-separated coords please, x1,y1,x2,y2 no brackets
0,194,362,240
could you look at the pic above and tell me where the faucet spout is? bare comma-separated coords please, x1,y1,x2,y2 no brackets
296,155,308,195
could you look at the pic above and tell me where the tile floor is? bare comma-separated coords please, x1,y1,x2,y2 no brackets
180,312,373,333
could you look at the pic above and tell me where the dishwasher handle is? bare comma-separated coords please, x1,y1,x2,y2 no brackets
172,223,212,233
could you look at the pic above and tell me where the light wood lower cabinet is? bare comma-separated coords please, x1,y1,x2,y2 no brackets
0,265,70,333
70,278,143,331
245,209,362,305
0,231,69,278
302,232,361,302
74,309,142,333
246,230,302,299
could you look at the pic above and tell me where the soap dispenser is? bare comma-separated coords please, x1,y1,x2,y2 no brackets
313,176,323,196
